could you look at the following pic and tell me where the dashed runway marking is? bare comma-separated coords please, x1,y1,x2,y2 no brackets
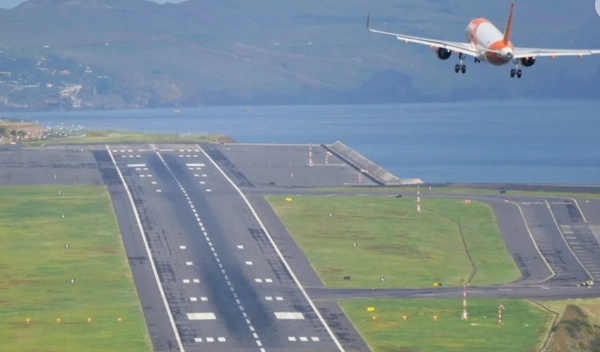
180,245,186,249
275,312,305,320
127,164,146,167
186,261,193,266
288,336,320,342
245,261,253,265
187,312,216,320
154,150,264,348
237,245,244,249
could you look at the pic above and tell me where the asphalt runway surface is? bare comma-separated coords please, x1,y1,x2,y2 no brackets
211,143,376,188
0,145,103,185
4,142,600,352
104,145,358,352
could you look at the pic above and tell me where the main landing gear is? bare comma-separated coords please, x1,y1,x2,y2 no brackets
454,53,466,74
510,60,522,78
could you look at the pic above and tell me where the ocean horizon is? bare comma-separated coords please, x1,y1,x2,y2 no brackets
9,99,600,185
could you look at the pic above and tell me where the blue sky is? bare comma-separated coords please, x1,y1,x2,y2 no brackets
0,0,185,8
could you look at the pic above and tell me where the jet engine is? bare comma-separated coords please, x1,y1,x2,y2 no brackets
519,57,536,67
436,48,452,60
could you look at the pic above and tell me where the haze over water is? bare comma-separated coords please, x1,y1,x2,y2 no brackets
13,99,600,185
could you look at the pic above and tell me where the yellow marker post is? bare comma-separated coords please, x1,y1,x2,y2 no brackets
366,307,375,312
285,197,292,202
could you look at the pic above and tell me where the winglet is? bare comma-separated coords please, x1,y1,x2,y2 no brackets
366,13,370,29
503,2,514,45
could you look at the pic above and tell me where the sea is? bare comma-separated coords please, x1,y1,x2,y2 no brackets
9,99,600,185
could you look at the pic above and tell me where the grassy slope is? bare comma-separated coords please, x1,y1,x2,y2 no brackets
541,298,600,352
267,195,519,288
0,185,151,351
339,298,553,352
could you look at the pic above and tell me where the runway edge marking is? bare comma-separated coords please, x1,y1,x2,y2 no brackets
106,145,186,352
544,199,594,280
197,144,346,352
507,199,556,282
569,198,589,223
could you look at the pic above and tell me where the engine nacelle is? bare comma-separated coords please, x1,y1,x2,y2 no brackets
436,48,452,60
519,57,536,67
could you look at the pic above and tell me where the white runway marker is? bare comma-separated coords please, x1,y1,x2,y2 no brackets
201,297,208,301
276,297,283,301
200,181,206,184
245,261,253,265
180,245,186,249
187,313,216,320
193,279,200,283
202,174,208,177
186,262,193,266
218,337,226,342
275,312,304,320
194,338,202,342
300,337,308,342
206,189,212,192
255,279,262,283
265,278,273,283
265,296,273,301
190,297,198,302
311,337,320,341
127,164,146,167
151,181,157,184
156,190,162,193
186,163,205,167
237,245,244,249
183,279,190,283
288,337,297,342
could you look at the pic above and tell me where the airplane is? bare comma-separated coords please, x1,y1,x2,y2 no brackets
366,2,600,78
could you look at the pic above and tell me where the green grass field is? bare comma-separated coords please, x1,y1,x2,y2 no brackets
0,185,152,351
314,186,600,201
339,298,554,352
25,130,233,146
267,195,520,288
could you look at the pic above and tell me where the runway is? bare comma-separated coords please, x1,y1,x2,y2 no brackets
3,141,600,352
103,145,355,352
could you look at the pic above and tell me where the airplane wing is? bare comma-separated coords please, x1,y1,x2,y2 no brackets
513,47,600,59
366,14,502,57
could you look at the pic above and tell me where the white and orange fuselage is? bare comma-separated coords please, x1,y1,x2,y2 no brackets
465,18,514,65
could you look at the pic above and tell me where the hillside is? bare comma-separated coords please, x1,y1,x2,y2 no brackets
0,0,597,110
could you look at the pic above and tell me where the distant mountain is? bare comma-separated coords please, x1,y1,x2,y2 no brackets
0,0,597,111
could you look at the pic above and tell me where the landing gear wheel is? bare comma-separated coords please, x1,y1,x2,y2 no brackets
455,64,460,73
517,69,522,78
461,65,466,74
510,68,516,78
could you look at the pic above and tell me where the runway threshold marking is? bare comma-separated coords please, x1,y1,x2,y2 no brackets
127,164,146,167
197,144,345,352
105,146,185,352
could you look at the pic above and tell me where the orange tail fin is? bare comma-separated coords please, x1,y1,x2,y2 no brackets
503,2,514,45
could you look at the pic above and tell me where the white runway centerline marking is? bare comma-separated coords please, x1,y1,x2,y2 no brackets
153,150,266,350
237,245,244,249
179,245,186,249
187,312,216,320
190,297,197,302
127,164,146,167
193,279,200,283
245,261,253,265
183,279,190,283
201,297,208,301
275,312,305,320
186,262,193,266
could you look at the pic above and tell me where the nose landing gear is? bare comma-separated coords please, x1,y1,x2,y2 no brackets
510,60,522,78
454,53,466,74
